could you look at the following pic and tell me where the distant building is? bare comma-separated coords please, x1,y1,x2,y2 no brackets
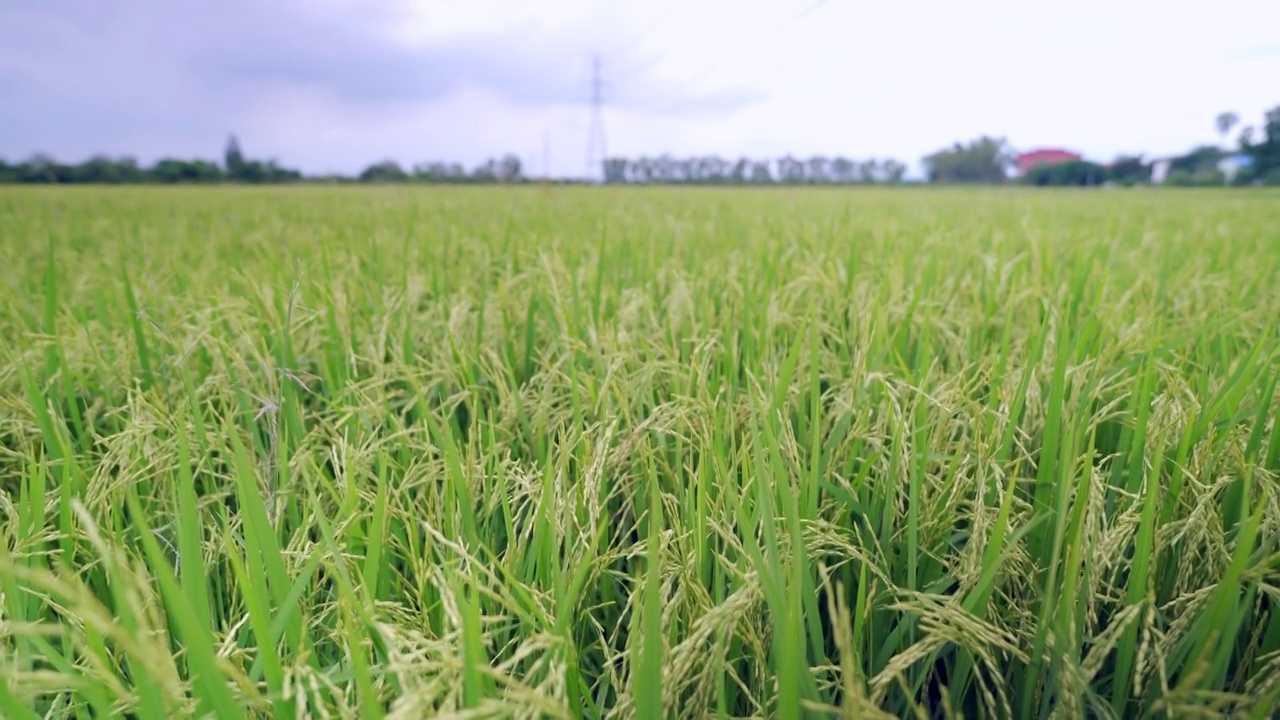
1149,156,1175,184
1217,154,1254,184
1015,148,1083,175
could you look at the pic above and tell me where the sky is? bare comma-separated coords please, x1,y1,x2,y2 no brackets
3,0,1279,178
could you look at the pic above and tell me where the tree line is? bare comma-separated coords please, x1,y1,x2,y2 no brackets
600,155,908,184
0,137,304,185
357,155,523,183
3,104,1278,186
0,136,528,186
923,105,1280,186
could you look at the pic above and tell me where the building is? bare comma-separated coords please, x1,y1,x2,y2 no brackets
1149,157,1174,184
1218,154,1254,184
1015,148,1082,175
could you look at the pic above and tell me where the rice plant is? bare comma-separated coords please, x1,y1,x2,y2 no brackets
1,185,1278,718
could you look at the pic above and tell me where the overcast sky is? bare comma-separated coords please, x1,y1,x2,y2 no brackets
3,0,1279,177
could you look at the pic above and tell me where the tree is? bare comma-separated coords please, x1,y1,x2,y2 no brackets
1240,105,1280,183
19,154,64,183
413,162,443,181
922,136,1013,184
471,160,497,183
0,148,914,186
858,159,880,183
152,158,224,183
1215,112,1240,149
1141,145,1226,186
830,157,854,183
496,154,523,182
673,158,692,183
602,158,628,184
777,156,805,183
1106,155,1149,185
358,160,408,183
749,160,772,184
700,156,729,183
881,159,908,184
806,156,830,184
73,155,129,183
575,154,911,185
1022,160,1106,186
224,135,245,175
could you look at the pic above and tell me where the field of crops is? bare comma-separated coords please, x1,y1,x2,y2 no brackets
1,186,1279,719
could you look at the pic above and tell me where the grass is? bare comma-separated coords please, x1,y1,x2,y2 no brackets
1,184,1279,718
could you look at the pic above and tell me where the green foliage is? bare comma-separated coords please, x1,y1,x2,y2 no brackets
1165,168,1227,187
1106,155,1150,185
1170,145,1225,175
601,155,907,184
363,155,524,184
224,135,245,176
1021,160,1107,186
1216,111,1240,143
0,150,299,185
226,159,302,184
151,158,225,184
358,160,409,183
1,186,1279,718
1240,105,1280,180
922,136,1013,183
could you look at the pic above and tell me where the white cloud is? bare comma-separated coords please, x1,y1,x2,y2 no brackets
2,0,1279,176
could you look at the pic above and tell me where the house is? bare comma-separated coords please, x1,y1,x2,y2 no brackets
1148,156,1175,184
1217,154,1254,184
1015,148,1082,175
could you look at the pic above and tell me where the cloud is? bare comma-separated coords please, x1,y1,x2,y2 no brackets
2,0,758,114
189,34,590,110
0,0,764,168
5,0,1277,176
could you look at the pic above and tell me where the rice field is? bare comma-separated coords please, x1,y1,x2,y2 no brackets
1,185,1279,719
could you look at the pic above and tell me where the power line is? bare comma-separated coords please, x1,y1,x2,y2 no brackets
585,54,608,182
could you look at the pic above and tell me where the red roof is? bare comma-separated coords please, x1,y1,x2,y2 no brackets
1015,148,1082,173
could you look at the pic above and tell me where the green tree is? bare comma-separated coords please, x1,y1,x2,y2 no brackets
18,154,64,183
922,136,1013,183
1169,145,1224,184
496,154,523,182
1022,160,1106,186
1240,105,1280,182
359,160,408,183
881,159,908,184
749,160,772,184
224,135,245,176
1215,111,1239,149
602,158,628,184
74,156,114,183
1106,155,1149,185
151,159,224,183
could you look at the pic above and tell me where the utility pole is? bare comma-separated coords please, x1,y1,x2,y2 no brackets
585,54,607,183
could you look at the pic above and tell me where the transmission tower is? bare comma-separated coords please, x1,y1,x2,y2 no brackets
585,55,607,183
